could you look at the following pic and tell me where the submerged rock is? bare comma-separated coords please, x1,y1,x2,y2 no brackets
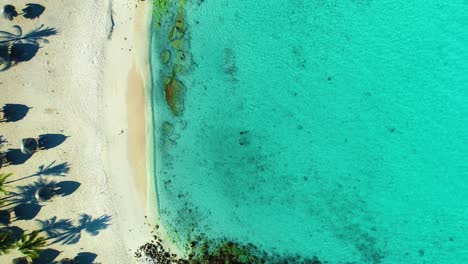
161,49,171,64
162,121,174,136
164,75,186,116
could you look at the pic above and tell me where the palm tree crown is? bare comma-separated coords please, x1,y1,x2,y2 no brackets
0,172,12,195
16,231,46,260
0,231,14,255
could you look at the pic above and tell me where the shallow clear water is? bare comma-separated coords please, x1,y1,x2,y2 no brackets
150,1,468,263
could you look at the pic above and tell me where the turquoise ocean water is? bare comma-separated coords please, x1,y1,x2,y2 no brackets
150,1,468,263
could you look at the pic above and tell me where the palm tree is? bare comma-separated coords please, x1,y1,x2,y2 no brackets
0,231,14,255
16,231,46,260
0,173,12,195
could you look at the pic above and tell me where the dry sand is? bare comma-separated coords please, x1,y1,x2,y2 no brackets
0,0,154,262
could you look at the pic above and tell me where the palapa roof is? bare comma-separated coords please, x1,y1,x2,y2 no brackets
21,137,38,154
2,5,18,21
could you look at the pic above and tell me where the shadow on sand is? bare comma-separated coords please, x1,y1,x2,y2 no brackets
37,214,111,245
38,134,68,150
74,252,98,264
10,42,39,62
22,4,46,20
35,161,71,176
7,161,71,183
1,104,30,122
5,149,32,165
0,226,24,243
33,248,60,264
6,179,80,205
55,181,80,197
0,25,58,72
13,203,42,220
0,135,6,146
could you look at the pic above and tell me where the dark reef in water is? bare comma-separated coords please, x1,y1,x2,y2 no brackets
136,233,325,264
156,0,192,117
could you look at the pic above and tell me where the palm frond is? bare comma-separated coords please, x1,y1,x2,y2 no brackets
0,231,14,255
16,231,46,259
0,173,13,195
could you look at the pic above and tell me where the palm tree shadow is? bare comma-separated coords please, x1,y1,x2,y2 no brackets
0,44,10,71
0,226,24,243
14,203,42,220
55,181,80,197
4,179,57,208
5,148,32,165
37,214,111,245
0,24,58,44
22,4,46,20
1,103,31,122
10,42,39,62
35,161,71,176
0,25,58,72
5,161,70,184
74,252,98,264
33,248,60,264
38,134,68,150
0,135,7,146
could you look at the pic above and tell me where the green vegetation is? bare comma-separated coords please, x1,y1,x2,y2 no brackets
0,172,13,195
0,231,14,255
16,231,47,260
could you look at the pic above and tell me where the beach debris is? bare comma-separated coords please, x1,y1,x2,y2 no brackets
161,49,171,64
1,5,18,20
21,138,38,154
22,3,45,19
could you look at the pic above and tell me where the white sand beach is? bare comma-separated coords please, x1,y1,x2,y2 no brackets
1,0,154,262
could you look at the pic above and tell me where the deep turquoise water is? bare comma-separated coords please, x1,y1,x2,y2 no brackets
150,1,468,263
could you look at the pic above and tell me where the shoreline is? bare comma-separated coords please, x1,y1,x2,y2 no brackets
107,0,183,258
102,0,155,257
